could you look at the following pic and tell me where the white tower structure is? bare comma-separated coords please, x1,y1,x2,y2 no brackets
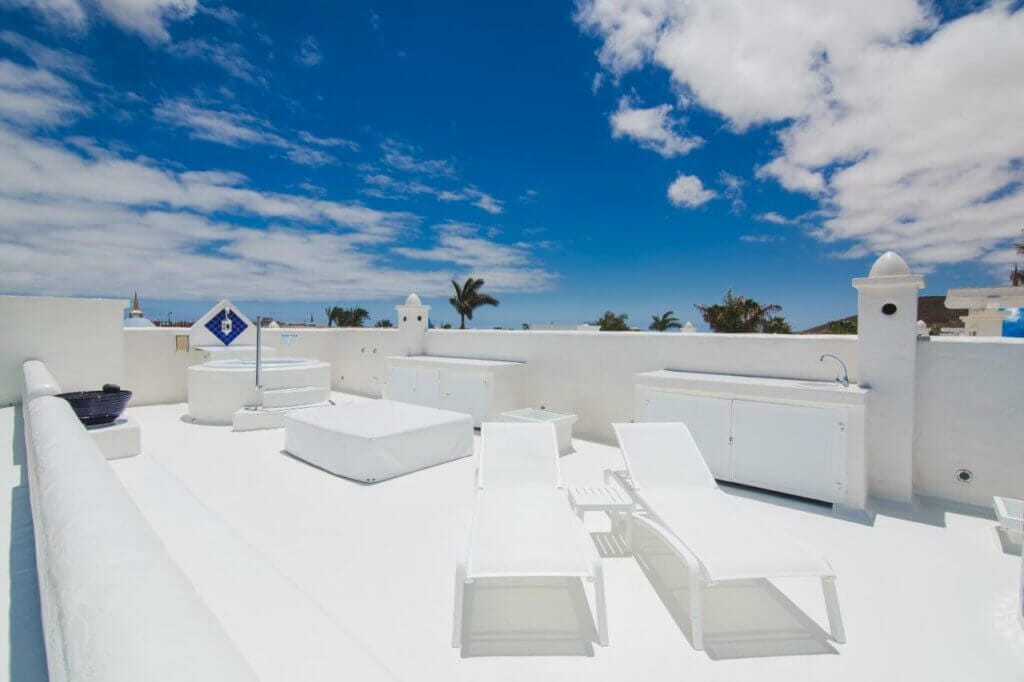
852,251,924,503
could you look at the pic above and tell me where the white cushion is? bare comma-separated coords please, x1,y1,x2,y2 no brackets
284,400,473,483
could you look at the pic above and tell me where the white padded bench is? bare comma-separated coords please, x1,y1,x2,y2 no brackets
284,400,474,483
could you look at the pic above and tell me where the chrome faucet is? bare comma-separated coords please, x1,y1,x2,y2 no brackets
819,354,850,387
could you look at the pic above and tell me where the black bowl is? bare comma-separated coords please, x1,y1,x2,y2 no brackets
57,388,133,427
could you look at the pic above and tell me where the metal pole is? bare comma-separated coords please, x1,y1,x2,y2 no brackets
255,316,262,390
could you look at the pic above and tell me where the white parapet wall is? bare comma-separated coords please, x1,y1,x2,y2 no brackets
124,326,339,405
0,295,126,406
24,393,257,682
914,336,1024,507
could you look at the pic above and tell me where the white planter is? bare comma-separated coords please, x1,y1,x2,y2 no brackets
499,407,577,454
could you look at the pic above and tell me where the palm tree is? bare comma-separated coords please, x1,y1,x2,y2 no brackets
649,310,682,331
449,278,499,329
761,316,793,334
695,290,783,333
593,310,630,331
374,319,393,328
326,306,370,328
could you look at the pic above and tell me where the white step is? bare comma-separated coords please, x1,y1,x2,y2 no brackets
262,386,329,409
232,401,334,432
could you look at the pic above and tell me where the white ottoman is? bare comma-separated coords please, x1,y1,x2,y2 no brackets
284,400,474,483
499,408,577,454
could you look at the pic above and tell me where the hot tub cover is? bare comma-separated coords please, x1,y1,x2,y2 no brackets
284,400,474,483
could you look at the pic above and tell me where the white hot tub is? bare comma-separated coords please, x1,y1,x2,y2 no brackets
187,358,331,424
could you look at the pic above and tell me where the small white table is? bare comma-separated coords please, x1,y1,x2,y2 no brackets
568,483,635,547
499,407,577,454
86,417,141,460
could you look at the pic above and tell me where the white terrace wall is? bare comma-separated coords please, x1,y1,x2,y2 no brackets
913,336,1024,508
333,328,412,397
0,295,126,406
124,327,338,405
332,328,860,444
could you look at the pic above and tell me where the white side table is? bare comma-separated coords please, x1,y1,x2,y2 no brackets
568,483,635,547
86,417,141,460
499,407,577,454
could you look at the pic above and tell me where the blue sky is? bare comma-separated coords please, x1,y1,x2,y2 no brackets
1,1,1022,330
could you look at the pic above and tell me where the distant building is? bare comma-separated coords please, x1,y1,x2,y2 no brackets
123,292,155,328
803,295,966,335
945,286,1024,337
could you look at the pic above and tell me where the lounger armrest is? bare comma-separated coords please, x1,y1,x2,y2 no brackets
630,513,708,585
604,469,641,506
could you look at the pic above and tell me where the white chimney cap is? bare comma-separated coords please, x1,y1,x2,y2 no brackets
868,251,911,278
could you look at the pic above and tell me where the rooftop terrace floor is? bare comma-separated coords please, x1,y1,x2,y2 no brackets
3,394,1023,681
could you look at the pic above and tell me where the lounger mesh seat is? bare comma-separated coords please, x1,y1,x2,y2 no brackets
453,422,608,647
612,421,846,650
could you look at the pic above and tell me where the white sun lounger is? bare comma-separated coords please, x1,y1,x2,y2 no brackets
453,422,608,647
611,422,846,650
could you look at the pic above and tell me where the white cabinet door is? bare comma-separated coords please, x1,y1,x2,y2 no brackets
638,389,733,480
385,366,440,408
439,371,490,426
730,400,844,503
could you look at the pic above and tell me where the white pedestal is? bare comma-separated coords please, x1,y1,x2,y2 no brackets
498,408,577,454
86,417,140,460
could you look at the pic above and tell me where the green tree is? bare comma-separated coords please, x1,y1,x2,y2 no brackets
649,310,682,331
326,306,370,328
695,290,783,333
449,278,499,329
593,310,630,331
374,319,393,328
824,318,858,334
761,316,793,334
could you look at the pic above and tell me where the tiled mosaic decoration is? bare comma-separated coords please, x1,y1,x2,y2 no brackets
204,308,248,345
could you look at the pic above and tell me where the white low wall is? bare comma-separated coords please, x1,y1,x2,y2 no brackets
0,295,125,406
420,329,860,444
125,327,339,405
913,337,1024,508
333,328,408,397
11,293,1023,511
24,394,257,682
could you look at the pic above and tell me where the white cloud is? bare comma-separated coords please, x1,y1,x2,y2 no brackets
610,96,701,158
197,2,240,25
0,31,95,83
154,98,342,166
0,52,555,301
296,36,322,66
167,39,262,83
756,212,795,225
298,130,358,151
438,186,504,214
380,138,455,177
719,171,744,212
0,123,461,299
393,223,556,292
667,174,715,208
0,0,88,32
578,1,1024,267
740,234,783,244
2,0,198,42
0,60,86,127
